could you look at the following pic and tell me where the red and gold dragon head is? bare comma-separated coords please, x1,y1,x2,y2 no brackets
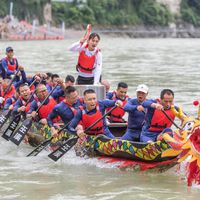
161,103,200,186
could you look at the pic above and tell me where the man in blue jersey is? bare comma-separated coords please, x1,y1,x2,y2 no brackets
121,84,149,142
0,47,19,79
106,82,129,123
68,89,123,139
140,89,180,143
47,86,83,136
51,75,75,103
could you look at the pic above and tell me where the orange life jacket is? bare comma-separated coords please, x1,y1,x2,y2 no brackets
77,45,100,74
80,103,104,135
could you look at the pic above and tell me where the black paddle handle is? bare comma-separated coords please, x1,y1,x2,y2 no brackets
162,109,181,129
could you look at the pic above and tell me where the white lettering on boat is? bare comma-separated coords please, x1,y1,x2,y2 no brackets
13,133,23,141
0,115,6,123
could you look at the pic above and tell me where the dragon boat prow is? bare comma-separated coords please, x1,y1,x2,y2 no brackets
160,104,200,186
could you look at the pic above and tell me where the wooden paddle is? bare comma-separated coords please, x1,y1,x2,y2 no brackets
26,121,71,157
9,85,58,146
1,79,38,140
83,24,92,41
0,70,20,128
48,105,118,162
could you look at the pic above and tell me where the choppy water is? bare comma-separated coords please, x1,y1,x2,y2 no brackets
0,37,200,199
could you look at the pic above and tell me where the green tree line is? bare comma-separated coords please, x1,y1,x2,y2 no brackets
0,0,200,27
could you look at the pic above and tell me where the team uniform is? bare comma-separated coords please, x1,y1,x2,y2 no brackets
28,97,58,122
121,98,146,141
3,95,18,110
140,99,176,142
68,100,117,138
13,95,35,115
0,57,18,79
47,98,84,127
106,91,129,123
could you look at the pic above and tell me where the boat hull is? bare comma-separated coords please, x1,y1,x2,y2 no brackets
84,134,177,163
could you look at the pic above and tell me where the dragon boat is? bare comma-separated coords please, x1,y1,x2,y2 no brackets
26,121,178,172
80,103,200,186
81,130,178,172
2,101,200,186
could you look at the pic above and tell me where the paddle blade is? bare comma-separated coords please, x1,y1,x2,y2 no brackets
48,137,78,162
83,24,92,40
27,137,52,157
0,110,11,128
2,115,21,141
9,118,32,146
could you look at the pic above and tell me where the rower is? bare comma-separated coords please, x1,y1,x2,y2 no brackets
51,75,75,103
28,84,58,125
0,79,16,105
51,74,60,88
3,90,19,111
47,86,83,137
106,82,129,123
68,89,123,139
140,89,182,143
0,47,19,79
13,65,28,88
45,72,53,92
13,83,35,116
121,84,149,142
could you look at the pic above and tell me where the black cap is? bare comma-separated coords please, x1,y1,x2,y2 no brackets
6,47,13,53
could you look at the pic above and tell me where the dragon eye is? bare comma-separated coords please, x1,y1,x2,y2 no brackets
183,121,194,131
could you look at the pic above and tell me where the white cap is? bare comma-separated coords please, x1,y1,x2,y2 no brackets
136,84,149,94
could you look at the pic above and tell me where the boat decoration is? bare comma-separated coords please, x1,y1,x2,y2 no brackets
160,102,200,186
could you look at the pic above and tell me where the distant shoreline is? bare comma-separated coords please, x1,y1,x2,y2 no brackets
95,25,200,38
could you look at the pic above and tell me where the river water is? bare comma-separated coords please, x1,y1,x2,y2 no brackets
0,37,200,199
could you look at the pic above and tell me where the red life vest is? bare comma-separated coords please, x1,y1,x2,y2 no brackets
37,97,57,119
148,100,175,132
107,92,128,123
6,57,17,72
77,45,100,74
3,85,16,101
19,96,32,113
80,103,104,135
29,84,35,92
